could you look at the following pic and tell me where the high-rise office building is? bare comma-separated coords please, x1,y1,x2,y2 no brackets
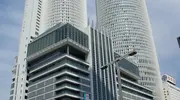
26,22,117,100
9,0,87,100
41,0,87,32
10,1,44,100
27,23,90,100
162,74,180,100
96,0,163,99
85,26,117,100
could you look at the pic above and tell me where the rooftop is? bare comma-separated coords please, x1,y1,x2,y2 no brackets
114,52,140,80
27,23,89,61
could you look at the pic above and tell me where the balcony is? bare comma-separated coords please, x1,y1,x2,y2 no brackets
29,52,65,71
55,83,81,92
55,89,82,99
56,75,80,83
12,65,17,74
29,59,90,81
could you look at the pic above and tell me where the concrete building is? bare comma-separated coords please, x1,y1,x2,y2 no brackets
42,0,87,32
10,56,19,100
9,0,44,100
27,23,90,100
162,74,180,100
10,0,87,100
12,19,156,100
115,53,154,100
26,23,117,100
85,26,117,100
96,0,163,99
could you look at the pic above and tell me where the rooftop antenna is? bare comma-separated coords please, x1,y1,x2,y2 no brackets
92,20,94,29
88,17,90,26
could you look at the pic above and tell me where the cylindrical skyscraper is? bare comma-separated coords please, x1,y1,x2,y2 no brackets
96,0,163,99
9,0,87,100
41,0,87,32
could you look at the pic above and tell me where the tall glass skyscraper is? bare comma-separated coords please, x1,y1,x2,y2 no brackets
96,0,163,99
9,0,87,100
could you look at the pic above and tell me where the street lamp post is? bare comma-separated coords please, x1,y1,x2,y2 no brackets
101,50,137,100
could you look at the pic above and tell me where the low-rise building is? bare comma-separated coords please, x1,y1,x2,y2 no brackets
115,53,154,100
162,74,180,100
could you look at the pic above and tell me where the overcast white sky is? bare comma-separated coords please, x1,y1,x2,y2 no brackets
0,0,180,100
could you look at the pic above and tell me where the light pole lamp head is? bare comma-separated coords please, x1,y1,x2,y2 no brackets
128,51,137,56
101,65,108,70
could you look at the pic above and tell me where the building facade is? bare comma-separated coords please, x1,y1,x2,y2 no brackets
9,0,44,100
96,0,163,99
10,0,87,100
27,23,90,100
115,53,154,100
10,56,19,100
85,26,117,100
42,0,87,32
162,74,180,100
26,23,117,100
